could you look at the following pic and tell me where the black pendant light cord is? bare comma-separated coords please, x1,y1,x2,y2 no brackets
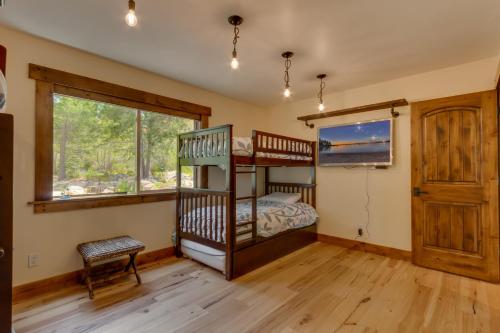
282,52,294,89
228,15,243,68
316,74,327,108
284,57,291,89
232,25,240,58
318,77,325,104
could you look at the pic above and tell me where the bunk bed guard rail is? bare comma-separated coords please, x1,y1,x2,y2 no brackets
252,130,315,162
176,125,234,253
177,124,232,167
177,188,231,251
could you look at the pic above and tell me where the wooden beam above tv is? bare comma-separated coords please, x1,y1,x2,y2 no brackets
297,99,408,128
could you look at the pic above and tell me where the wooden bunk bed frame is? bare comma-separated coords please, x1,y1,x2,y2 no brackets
175,124,317,279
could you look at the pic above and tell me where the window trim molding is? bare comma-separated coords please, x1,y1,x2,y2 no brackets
30,192,177,214
496,73,499,110
29,64,211,117
30,64,210,213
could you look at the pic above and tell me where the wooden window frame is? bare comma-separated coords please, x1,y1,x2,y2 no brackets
497,73,499,110
29,64,210,213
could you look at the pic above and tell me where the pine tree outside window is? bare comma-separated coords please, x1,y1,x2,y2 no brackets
52,94,195,198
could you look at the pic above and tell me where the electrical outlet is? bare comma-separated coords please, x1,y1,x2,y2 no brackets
28,253,40,268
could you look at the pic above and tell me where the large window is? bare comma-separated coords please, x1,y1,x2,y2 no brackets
52,94,194,198
30,64,210,213
140,111,194,191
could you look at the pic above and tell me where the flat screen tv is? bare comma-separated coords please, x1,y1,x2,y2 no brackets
318,118,393,166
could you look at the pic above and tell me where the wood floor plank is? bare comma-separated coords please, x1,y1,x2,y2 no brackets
12,242,500,333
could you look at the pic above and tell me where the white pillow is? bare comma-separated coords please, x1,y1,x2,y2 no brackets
259,192,301,204
232,137,253,156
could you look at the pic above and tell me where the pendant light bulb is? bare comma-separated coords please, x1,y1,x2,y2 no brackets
318,103,325,111
125,10,137,27
231,57,239,69
283,88,291,98
125,0,137,27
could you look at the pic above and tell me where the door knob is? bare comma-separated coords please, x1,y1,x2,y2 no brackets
413,187,429,197
0,247,5,258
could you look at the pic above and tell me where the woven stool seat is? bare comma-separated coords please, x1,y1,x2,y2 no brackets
78,236,145,263
77,235,145,299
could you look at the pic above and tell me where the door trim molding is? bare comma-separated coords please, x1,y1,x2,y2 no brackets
497,74,499,109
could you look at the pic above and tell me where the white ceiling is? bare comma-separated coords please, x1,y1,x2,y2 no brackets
0,0,499,106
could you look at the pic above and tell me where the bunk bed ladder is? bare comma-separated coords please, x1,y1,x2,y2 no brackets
235,165,257,241
250,165,257,239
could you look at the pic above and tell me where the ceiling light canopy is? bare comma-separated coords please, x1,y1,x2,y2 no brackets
317,74,326,111
125,0,138,27
282,51,294,98
228,15,243,70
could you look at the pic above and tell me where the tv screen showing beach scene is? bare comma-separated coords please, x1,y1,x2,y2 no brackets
318,119,393,166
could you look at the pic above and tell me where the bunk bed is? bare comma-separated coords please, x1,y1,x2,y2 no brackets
175,124,318,280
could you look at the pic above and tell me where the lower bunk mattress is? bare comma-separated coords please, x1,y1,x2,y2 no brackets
180,199,319,273
180,223,317,275
181,238,226,273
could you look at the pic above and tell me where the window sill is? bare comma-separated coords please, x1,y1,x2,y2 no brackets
29,192,176,214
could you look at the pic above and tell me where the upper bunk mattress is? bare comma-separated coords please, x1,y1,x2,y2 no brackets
233,137,313,161
181,198,318,242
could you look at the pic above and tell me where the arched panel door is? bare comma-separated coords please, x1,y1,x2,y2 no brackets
411,91,499,282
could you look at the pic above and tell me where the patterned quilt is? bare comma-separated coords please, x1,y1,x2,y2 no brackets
181,199,319,242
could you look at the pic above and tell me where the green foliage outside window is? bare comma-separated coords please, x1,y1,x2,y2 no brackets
52,94,194,197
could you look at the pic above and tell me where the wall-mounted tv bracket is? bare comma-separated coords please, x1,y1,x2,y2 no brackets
390,106,400,118
304,120,314,129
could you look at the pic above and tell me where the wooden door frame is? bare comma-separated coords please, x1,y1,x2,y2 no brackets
497,74,499,110
0,43,13,333
0,114,13,333
411,90,499,282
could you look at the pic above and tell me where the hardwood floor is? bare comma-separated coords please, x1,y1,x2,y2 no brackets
13,242,500,332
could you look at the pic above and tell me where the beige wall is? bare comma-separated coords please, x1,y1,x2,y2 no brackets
0,26,267,286
266,56,500,251
3,24,499,286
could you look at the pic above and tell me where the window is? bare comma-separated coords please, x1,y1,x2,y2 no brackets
140,111,194,191
30,64,210,213
52,94,194,198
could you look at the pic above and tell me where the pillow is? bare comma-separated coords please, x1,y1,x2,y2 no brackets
259,192,301,204
232,137,253,156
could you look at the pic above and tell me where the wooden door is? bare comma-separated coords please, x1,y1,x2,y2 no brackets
0,113,13,333
411,91,499,282
0,45,12,333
